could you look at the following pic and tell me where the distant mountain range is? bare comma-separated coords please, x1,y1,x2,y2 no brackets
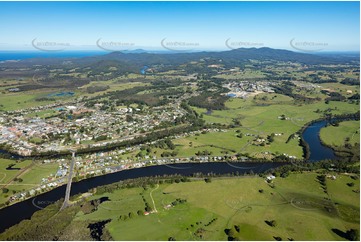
0,47,358,69
101,47,358,65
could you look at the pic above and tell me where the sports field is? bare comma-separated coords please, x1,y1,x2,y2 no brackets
0,159,59,205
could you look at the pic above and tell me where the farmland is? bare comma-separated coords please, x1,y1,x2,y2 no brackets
166,95,359,160
0,45,359,241
320,121,360,147
75,173,361,241
1,172,359,241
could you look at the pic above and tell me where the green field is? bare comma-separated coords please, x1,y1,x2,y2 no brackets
17,162,59,184
0,89,76,111
319,83,360,97
0,159,32,185
320,121,360,147
0,80,148,111
194,95,359,128
24,109,59,119
78,80,148,97
0,92,50,111
0,159,59,205
182,95,359,160
214,69,267,79
170,128,303,159
328,174,360,224
69,173,360,241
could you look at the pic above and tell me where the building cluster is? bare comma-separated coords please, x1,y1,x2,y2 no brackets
6,128,237,204
224,81,274,98
0,102,187,156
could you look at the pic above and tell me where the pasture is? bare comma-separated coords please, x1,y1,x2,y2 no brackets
320,121,360,147
72,173,359,240
184,94,359,159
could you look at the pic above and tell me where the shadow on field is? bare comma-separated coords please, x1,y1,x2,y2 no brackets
331,228,349,240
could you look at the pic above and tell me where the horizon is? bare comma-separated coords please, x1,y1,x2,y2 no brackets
0,2,359,238
0,1,359,52
0,46,359,62
0,47,359,62
1,47,360,53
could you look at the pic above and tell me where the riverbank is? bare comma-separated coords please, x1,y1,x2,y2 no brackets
319,120,359,147
0,114,359,233
2,113,357,210
299,112,359,161
0,161,286,233
1,172,359,240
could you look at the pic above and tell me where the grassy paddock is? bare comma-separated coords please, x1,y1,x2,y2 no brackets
320,121,360,147
70,173,360,241
188,96,359,159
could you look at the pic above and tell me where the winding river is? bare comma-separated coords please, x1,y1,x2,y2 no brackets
0,162,285,233
301,120,336,161
0,117,355,233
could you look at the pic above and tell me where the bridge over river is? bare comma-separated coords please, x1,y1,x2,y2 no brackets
60,150,76,210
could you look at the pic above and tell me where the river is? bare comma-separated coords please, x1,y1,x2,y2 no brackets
0,161,285,233
301,120,336,161
0,117,354,233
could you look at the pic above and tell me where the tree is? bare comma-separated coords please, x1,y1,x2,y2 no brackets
224,227,237,240
126,115,133,122
270,220,277,227
165,139,175,150
265,220,277,227
267,133,275,143
145,204,152,212
346,229,359,241
204,178,212,183
1,188,9,193
234,225,240,233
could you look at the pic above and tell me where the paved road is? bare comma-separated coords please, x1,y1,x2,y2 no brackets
60,151,76,210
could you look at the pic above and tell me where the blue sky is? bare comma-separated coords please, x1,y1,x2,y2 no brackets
0,1,359,52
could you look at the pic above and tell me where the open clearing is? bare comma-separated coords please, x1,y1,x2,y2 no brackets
320,121,360,147
72,173,359,240
180,95,359,160
0,159,58,205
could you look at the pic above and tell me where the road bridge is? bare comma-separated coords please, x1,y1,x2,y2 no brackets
60,150,76,210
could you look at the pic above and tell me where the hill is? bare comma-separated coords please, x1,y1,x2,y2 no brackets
0,47,355,70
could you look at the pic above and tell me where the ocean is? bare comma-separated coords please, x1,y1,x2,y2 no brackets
0,51,107,61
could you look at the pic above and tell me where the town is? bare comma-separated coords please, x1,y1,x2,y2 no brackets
0,102,187,156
